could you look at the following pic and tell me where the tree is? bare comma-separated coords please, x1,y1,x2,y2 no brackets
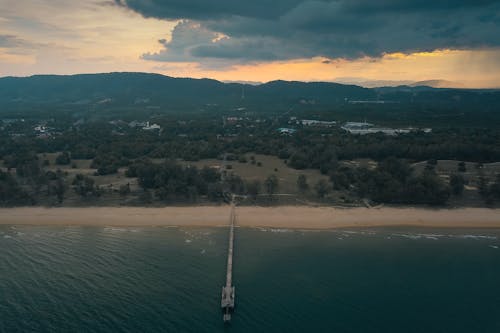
330,166,353,190
289,152,309,169
246,180,261,200
478,176,489,198
207,183,224,202
97,165,119,176
72,174,100,198
0,170,34,206
53,178,66,203
139,190,152,204
405,170,450,205
449,174,465,196
379,157,412,182
225,174,245,195
296,174,309,194
264,175,279,197
119,183,131,196
314,179,330,199
427,159,438,166
457,161,466,172
16,159,42,180
489,174,500,201
187,185,199,202
91,154,126,175
55,152,71,165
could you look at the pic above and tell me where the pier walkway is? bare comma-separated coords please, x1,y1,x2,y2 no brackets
221,202,236,322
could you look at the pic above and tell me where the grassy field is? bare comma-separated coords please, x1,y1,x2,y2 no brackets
181,153,330,195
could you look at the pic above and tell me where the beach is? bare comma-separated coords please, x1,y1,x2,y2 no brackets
0,206,499,229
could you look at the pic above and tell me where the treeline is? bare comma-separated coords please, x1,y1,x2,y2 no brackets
284,130,500,173
479,175,500,205
3,124,500,176
331,158,450,205
125,159,280,203
0,170,34,205
0,152,66,206
126,159,224,202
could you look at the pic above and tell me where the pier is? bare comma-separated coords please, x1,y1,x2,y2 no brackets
221,202,236,322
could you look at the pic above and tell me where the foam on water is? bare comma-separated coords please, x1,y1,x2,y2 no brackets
455,235,497,240
392,233,445,240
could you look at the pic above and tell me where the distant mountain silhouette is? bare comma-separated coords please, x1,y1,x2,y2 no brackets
0,72,498,113
0,72,373,107
409,80,465,89
334,78,466,89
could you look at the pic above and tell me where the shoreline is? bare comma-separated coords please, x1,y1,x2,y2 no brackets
0,206,500,229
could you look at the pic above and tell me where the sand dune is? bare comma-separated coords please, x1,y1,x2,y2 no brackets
0,206,499,229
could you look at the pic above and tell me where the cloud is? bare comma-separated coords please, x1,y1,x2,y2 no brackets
0,34,49,54
0,34,25,48
116,0,500,67
142,21,220,62
114,0,305,20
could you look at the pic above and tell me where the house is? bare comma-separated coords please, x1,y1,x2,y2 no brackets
277,127,297,135
142,122,161,131
34,125,47,133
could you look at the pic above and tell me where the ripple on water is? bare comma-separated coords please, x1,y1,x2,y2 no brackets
1,226,500,333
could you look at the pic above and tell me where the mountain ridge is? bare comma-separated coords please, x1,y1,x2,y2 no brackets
0,72,499,113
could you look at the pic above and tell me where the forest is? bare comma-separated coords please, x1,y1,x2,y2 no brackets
2,114,500,207
1,73,500,207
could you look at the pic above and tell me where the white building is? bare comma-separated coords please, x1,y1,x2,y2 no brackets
301,119,337,127
142,121,161,131
342,121,431,136
342,122,374,130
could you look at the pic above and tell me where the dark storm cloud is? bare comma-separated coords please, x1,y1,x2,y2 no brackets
116,0,500,65
114,0,305,20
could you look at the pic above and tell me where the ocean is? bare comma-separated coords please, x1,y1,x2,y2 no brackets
1,225,499,332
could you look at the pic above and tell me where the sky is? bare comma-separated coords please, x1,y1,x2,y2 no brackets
0,0,499,88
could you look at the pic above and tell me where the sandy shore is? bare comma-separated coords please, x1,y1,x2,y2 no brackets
0,206,499,229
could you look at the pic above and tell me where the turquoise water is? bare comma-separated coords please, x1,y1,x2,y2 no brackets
1,226,500,332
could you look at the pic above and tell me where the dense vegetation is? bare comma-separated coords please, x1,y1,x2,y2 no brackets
1,73,500,207
331,158,450,205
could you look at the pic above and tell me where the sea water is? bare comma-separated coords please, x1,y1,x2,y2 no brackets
1,226,499,332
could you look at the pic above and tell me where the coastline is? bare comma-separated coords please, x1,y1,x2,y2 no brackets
0,206,499,229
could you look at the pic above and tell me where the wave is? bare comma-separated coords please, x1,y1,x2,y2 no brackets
392,233,445,240
454,235,497,240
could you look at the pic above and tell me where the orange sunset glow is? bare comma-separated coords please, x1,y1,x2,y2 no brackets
1,1,499,88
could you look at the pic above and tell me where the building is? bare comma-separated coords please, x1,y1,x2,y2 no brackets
277,127,297,135
142,121,161,131
342,121,431,136
34,125,48,133
301,119,337,127
342,122,374,130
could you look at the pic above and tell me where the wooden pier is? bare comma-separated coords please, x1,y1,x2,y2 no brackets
221,202,236,322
